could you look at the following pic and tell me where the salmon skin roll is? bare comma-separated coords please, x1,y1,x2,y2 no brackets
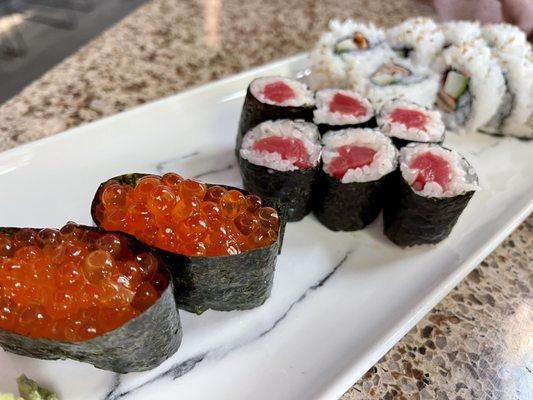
313,89,376,134
383,143,479,246
314,128,397,231
238,119,322,222
236,76,315,151
377,99,445,148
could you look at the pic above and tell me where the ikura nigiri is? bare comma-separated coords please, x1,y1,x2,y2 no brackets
0,223,181,373
91,173,281,314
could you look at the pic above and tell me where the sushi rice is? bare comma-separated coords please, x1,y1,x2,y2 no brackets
482,23,529,54
480,48,533,138
386,17,445,67
322,128,397,183
240,120,321,171
400,143,479,198
439,20,482,48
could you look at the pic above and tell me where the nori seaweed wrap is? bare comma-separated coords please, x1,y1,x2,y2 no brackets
91,173,281,315
314,128,398,231
0,225,182,373
383,143,478,246
313,88,377,135
236,76,315,151
237,119,322,222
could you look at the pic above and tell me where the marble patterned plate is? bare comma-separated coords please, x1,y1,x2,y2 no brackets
0,54,532,400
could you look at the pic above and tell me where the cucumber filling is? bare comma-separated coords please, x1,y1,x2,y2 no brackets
437,70,470,113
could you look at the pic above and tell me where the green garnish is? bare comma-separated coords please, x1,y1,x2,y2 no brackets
0,394,23,400
17,375,58,400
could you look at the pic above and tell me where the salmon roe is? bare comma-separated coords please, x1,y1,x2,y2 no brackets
97,174,280,257
0,224,165,342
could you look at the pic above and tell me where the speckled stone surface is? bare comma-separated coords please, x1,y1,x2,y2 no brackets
0,1,531,398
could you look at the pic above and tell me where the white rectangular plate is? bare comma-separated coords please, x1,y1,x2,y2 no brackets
0,54,532,400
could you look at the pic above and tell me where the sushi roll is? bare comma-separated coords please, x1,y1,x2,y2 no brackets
383,144,478,246
355,57,439,108
433,41,505,133
92,173,281,315
386,17,445,67
0,223,181,372
314,128,397,231
480,49,533,138
377,99,445,148
309,19,395,90
238,119,321,222
482,23,529,54
313,88,376,134
236,76,315,150
440,20,482,48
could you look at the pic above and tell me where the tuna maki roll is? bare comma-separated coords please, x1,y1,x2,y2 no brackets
238,119,322,222
310,19,394,90
386,17,445,67
314,128,398,231
236,76,315,150
313,89,376,134
377,99,445,148
383,144,479,246
0,223,181,373
434,41,505,133
92,173,281,314
355,58,439,108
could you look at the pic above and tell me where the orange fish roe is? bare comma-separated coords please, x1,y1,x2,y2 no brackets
96,173,280,256
0,224,166,342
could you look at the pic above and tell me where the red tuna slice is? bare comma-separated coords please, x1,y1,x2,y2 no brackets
253,136,311,168
328,145,376,179
410,152,452,192
390,108,428,131
329,93,368,117
263,81,296,104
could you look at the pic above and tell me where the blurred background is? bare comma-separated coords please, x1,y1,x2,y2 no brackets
0,0,147,102
0,0,531,105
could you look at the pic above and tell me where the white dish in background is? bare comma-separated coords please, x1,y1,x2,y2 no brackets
0,54,531,400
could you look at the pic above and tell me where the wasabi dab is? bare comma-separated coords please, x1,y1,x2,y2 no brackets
17,375,58,400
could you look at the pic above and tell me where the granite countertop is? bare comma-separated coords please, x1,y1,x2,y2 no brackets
0,0,531,398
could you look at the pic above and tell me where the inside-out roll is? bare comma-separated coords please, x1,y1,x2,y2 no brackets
386,17,445,67
433,40,505,133
355,57,439,108
480,49,533,138
440,21,482,48
309,19,394,90
482,23,529,54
